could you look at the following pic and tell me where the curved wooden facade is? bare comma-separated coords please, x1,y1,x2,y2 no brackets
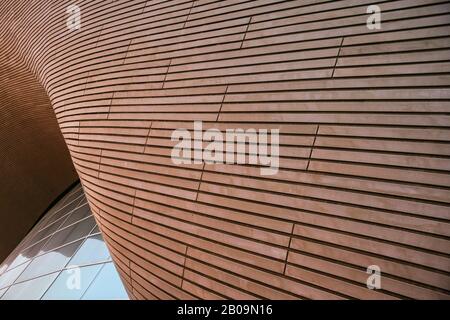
1,0,449,299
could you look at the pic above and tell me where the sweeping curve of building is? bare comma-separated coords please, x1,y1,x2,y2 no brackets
1,0,450,299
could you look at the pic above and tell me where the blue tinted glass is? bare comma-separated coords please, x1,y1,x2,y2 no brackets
1,245,24,272
82,263,128,300
68,235,110,267
0,182,126,300
42,264,103,300
0,261,30,290
17,240,82,282
7,239,48,271
1,273,58,300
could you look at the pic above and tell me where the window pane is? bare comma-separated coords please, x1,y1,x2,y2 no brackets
16,240,82,283
7,239,48,271
1,273,58,300
0,261,30,290
2,242,27,270
89,225,100,235
61,186,83,205
0,287,7,298
82,263,128,300
68,235,110,267
29,215,68,245
34,189,76,229
42,264,103,300
37,194,84,233
0,265,6,276
42,217,95,252
0,182,126,300
60,202,91,228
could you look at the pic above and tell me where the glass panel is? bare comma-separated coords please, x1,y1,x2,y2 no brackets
39,190,83,226
3,239,29,266
0,264,7,276
68,235,110,267
37,195,83,233
43,185,82,221
0,261,30,290
1,273,58,300
36,210,68,233
16,240,82,283
89,225,100,235
82,263,128,300
60,202,91,228
61,186,84,206
7,239,48,271
0,287,7,298
28,216,67,246
42,217,95,252
42,264,103,300
0,182,127,300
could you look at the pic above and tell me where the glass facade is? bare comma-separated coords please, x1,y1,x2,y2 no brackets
0,183,128,300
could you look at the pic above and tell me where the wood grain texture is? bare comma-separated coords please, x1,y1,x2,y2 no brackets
1,0,449,299
0,5,78,263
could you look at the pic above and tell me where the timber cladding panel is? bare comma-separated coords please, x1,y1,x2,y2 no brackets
0,0,449,299
0,8,78,263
